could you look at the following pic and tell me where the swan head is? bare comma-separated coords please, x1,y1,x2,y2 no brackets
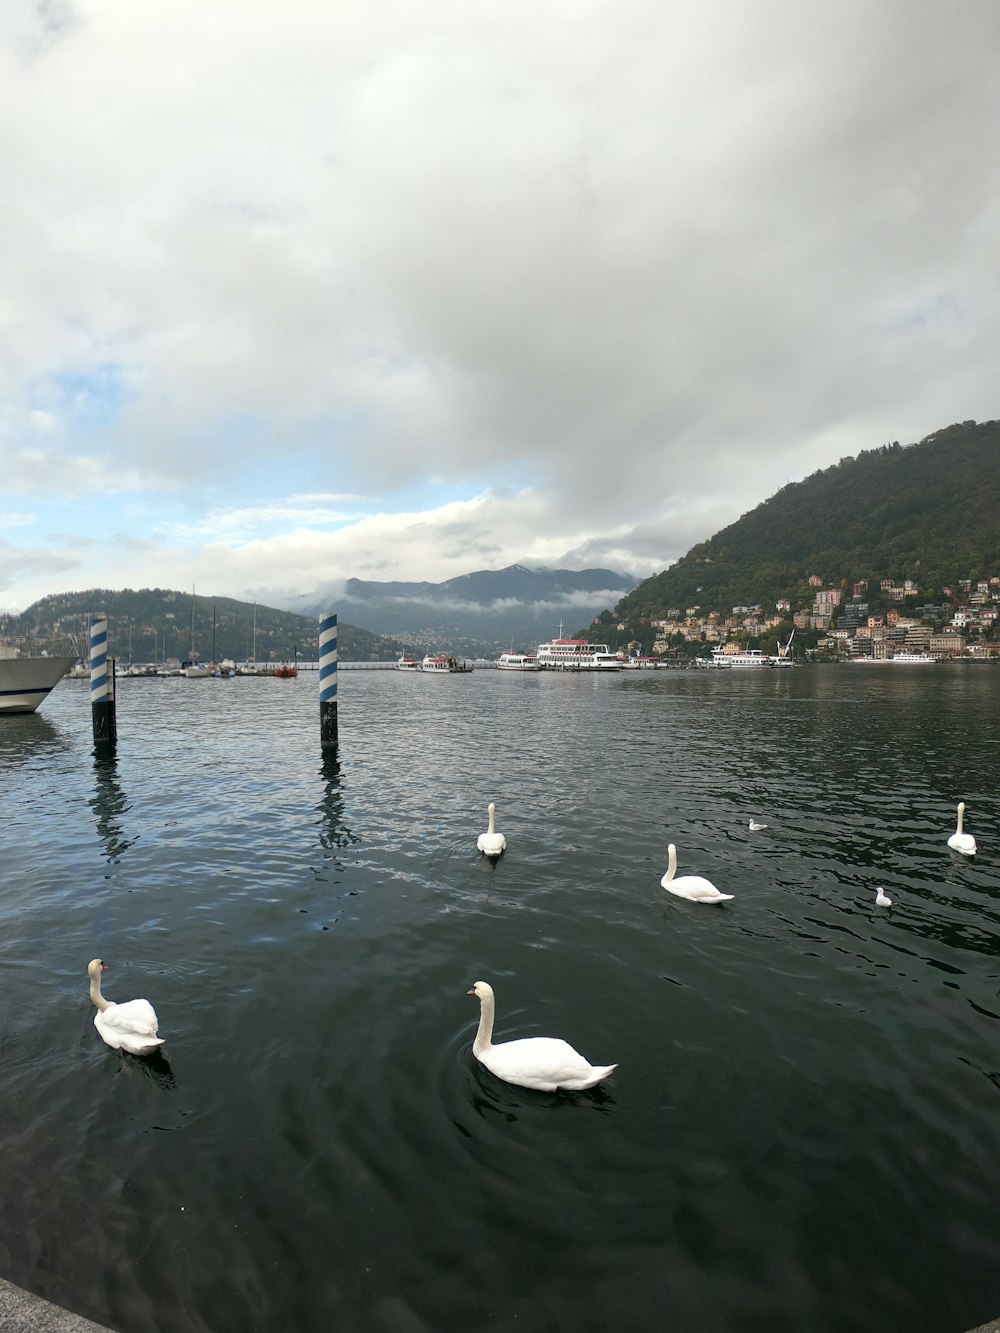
467,980,494,1002
87,959,109,979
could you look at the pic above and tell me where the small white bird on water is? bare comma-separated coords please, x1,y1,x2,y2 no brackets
467,981,617,1092
477,802,506,858
88,959,165,1055
661,844,734,903
875,887,893,908
947,802,977,857
749,819,768,832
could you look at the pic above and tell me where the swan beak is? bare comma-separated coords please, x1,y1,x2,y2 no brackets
100,962,109,972
466,987,476,996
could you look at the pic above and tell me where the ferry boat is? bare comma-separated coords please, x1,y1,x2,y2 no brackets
704,646,774,669
535,637,622,671
496,652,538,671
0,646,77,715
852,652,935,665
396,655,422,672
421,655,474,674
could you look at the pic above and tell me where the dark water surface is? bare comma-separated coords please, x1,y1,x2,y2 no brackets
1,666,998,1333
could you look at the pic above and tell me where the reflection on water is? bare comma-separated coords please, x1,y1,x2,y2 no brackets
89,750,139,864
1,668,999,1333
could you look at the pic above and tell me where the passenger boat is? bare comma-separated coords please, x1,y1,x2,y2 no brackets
273,664,299,678
851,652,935,665
396,656,422,672
535,637,622,670
496,652,538,671
0,646,77,715
704,646,774,669
421,655,473,673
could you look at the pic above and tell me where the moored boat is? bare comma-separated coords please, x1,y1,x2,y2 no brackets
421,654,473,673
496,652,538,671
0,647,77,715
535,638,622,671
851,652,935,665
396,656,422,671
703,646,774,669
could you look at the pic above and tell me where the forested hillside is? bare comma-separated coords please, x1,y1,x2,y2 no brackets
3,588,409,662
612,419,998,625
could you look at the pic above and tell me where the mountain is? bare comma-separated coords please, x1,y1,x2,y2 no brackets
299,564,637,653
2,589,413,663
588,419,1000,652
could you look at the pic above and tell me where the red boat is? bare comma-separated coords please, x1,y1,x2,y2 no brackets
273,665,298,679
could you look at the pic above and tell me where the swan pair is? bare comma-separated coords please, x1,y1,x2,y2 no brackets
947,801,977,857
467,980,617,1092
87,959,164,1055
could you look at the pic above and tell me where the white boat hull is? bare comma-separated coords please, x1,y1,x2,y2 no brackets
497,654,538,671
0,655,77,715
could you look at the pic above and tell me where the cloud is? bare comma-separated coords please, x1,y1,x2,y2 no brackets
1,0,998,613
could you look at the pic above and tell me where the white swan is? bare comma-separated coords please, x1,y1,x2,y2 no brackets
661,844,734,902
947,802,977,857
748,819,768,832
88,959,165,1054
467,981,617,1092
477,802,506,858
875,886,893,907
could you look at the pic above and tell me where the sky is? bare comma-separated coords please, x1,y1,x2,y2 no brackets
2,0,999,614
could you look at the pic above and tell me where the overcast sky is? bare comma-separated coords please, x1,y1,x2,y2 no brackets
2,0,998,614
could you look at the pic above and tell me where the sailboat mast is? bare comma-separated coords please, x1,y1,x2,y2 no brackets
189,585,196,662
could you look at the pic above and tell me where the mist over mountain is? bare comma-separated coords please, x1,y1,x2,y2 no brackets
299,564,637,651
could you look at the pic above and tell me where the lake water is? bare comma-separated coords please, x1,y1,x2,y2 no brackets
1,665,998,1333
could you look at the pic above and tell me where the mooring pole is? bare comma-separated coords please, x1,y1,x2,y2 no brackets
319,613,338,750
90,613,117,746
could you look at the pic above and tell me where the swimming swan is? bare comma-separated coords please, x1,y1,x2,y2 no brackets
477,802,506,858
88,959,165,1054
947,802,977,857
749,819,768,832
661,844,734,902
875,886,893,907
467,980,617,1091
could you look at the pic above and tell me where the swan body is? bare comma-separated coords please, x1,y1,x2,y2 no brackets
467,981,617,1092
88,959,165,1054
875,886,892,907
661,844,734,902
748,819,768,832
477,802,506,858
947,802,977,857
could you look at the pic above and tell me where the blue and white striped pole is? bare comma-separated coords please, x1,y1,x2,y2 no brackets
90,613,117,745
319,613,338,750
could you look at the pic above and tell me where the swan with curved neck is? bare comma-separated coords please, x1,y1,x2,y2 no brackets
875,886,893,907
749,819,768,832
88,959,165,1054
467,981,617,1092
947,802,977,857
661,844,734,902
477,802,506,858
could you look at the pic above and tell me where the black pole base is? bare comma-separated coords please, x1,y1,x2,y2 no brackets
320,699,338,750
92,700,117,746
